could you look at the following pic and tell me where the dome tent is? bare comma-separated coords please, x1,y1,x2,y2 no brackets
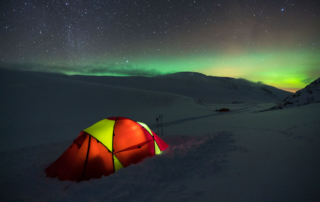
45,117,169,181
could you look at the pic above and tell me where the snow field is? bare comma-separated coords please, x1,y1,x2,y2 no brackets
0,69,319,201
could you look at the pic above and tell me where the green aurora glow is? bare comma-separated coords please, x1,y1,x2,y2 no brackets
50,49,319,92
2,1,319,92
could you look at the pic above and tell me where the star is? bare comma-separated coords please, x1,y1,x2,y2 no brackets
0,0,318,91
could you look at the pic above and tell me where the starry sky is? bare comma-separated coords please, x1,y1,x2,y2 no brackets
1,0,319,92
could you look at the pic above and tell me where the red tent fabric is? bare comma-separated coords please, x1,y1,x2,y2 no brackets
45,117,168,181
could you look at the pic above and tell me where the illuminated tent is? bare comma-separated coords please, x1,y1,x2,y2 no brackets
45,117,169,181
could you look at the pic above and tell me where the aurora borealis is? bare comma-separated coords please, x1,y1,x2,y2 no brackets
1,0,319,92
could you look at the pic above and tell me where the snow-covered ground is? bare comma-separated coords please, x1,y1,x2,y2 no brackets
0,69,319,202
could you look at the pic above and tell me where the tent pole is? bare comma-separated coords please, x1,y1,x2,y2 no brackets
156,117,159,135
161,115,164,136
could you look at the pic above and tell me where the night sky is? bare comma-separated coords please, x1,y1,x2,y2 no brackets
1,0,319,92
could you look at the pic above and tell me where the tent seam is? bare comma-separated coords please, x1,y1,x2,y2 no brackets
112,117,119,173
80,135,91,181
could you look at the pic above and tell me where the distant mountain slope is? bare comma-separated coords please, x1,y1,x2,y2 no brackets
0,68,199,151
36,71,292,103
0,68,196,119
271,78,320,110
156,72,292,103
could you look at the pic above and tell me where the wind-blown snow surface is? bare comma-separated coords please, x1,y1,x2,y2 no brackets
0,69,319,202
271,78,320,110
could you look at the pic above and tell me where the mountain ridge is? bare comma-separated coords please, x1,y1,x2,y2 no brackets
17,69,292,103
271,78,320,110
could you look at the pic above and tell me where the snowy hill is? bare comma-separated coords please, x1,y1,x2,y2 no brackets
0,68,201,151
35,71,292,103
156,72,292,103
271,78,320,110
0,68,319,202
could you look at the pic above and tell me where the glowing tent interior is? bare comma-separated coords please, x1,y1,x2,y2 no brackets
45,117,169,181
